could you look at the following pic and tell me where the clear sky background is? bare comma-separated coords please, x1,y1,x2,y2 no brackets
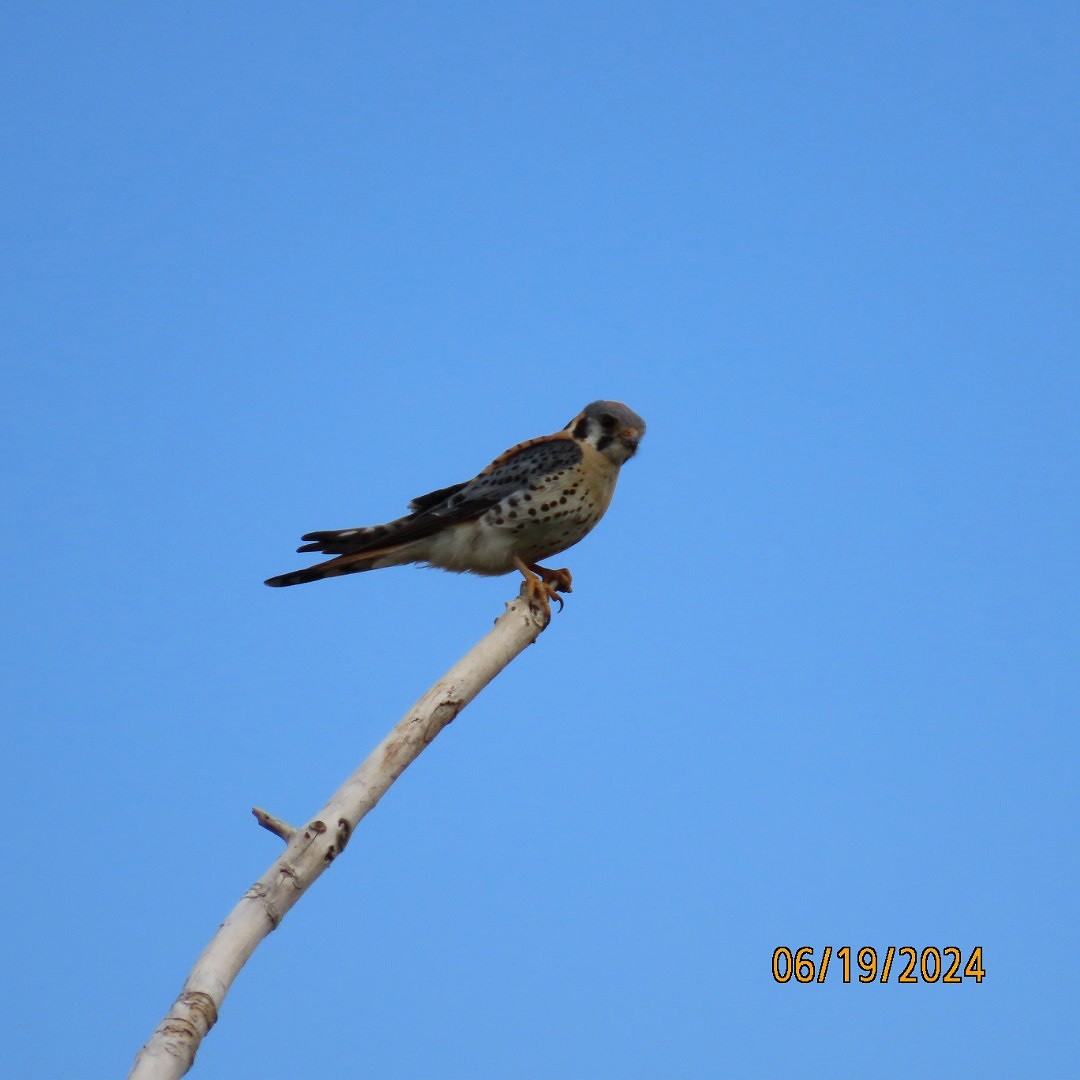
3,4,1077,1078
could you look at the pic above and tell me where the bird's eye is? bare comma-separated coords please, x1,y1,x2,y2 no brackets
599,414,617,430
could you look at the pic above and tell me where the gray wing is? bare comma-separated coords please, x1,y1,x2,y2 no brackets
297,436,583,556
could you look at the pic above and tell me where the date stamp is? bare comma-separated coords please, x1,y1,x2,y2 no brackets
772,946,985,984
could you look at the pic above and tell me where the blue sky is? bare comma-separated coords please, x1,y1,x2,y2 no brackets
3,3,1077,1077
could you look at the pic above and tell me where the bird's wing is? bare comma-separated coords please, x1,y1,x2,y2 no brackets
297,433,583,556
406,481,470,513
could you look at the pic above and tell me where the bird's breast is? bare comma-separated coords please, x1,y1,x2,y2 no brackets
420,453,621,575
487,459,618,562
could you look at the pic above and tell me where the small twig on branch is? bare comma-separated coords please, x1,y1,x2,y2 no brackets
250,807,296,843
128,588,550,1080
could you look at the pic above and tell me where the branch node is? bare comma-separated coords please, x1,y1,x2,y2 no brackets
336,817,352,851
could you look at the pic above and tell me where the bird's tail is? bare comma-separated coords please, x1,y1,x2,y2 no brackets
296,523,401,554
266,517,425,587
264,551,385,588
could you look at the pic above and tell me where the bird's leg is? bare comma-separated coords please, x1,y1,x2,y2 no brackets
513,557,566,612
528,563,573,596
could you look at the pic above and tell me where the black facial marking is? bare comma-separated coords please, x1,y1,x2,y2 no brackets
572,418,589,439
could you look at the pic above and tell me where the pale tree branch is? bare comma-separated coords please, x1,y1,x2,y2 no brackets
129,589,551,1080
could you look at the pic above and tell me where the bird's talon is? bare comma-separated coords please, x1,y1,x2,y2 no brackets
531,564,573,596
516,562,568,615
540,579,565,613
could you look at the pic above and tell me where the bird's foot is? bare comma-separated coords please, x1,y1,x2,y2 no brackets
530,564,573,598
514,559,572,613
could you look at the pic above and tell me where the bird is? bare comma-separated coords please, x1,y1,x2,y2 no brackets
265,400,646,608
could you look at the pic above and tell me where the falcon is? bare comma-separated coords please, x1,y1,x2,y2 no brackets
265,400,646,607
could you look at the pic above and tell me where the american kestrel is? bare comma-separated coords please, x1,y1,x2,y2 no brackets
265,400,645,607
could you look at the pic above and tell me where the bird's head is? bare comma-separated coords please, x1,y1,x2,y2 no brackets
566,400,646,465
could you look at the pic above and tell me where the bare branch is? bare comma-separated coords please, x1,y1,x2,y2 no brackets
129,589,550,1079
